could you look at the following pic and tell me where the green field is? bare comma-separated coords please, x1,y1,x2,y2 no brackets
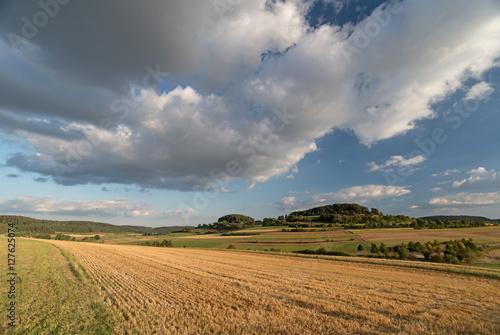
0,237,124,334
95,226,500,261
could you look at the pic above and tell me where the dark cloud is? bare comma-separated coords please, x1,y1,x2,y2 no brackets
1,0,499,191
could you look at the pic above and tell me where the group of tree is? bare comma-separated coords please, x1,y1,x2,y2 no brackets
262,216,286,226
290,204,373,217
0,215,134,234
55,233,73,241
0,215,194,235
141,239,174,247
367,238,480,264
259,204,498,229
81,235,101,242
419,215,491,222
293,248,351,257
198,214,255,232
411,219,487,229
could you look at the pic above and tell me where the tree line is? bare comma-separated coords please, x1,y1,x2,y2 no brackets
368,238,480,264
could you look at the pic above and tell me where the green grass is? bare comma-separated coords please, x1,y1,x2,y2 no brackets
471,263,500,270
0,237,124,333
238,225,289,231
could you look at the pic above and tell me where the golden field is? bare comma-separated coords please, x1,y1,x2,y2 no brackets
40,240,500,334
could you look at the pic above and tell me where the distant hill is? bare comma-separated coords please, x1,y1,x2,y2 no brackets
0,215,193,234
218,214,254,223
419,215,493,222
290,203,372,217
121,225,195,234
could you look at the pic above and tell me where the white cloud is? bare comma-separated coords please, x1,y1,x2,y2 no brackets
368,155,427,172
316,185,411,203
429,191,500,207
1,1,499,190
286,165,299,179
432,169,460,177
164,208,196,217
0,196,154,217
464,82,495,101
281,196,299,208
431,187,441,192
451,167,498,189
276,184,411,210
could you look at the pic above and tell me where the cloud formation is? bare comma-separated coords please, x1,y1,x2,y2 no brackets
0,196,154,217
464,82,495,101
432,169,460,177
429,191,500,207
1,0,499,191
368,155,426,172
451,167,498,189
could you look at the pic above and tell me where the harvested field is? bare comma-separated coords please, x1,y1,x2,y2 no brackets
178,234,256,239
254,230,349,241
49,240,500,334
479,249,500,264
239,229,282,232
234,239,352,245
357,227,500,244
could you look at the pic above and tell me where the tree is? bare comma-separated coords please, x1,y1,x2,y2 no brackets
397,243,409,259
217,214,254,224
160,239,173,247
379,242,387,255
422,248,431,260
370,243,379,253
94,234,101,240
358,244,364,251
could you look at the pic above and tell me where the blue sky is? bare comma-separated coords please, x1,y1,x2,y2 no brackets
0,0,499,227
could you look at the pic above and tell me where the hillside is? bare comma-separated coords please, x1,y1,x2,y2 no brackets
419,215,493,222
217,214,254,223
0,215,193,234
290,203,373,217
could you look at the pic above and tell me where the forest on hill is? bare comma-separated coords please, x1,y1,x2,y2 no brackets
419,215,498,222
264,204,496,230
290,203,373,217
0,215,192,234
1,203,498,235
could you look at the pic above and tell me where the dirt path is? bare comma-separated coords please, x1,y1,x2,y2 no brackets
346,230,371,247
478,249,500,264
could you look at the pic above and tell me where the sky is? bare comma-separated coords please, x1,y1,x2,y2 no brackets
0,0,499,227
